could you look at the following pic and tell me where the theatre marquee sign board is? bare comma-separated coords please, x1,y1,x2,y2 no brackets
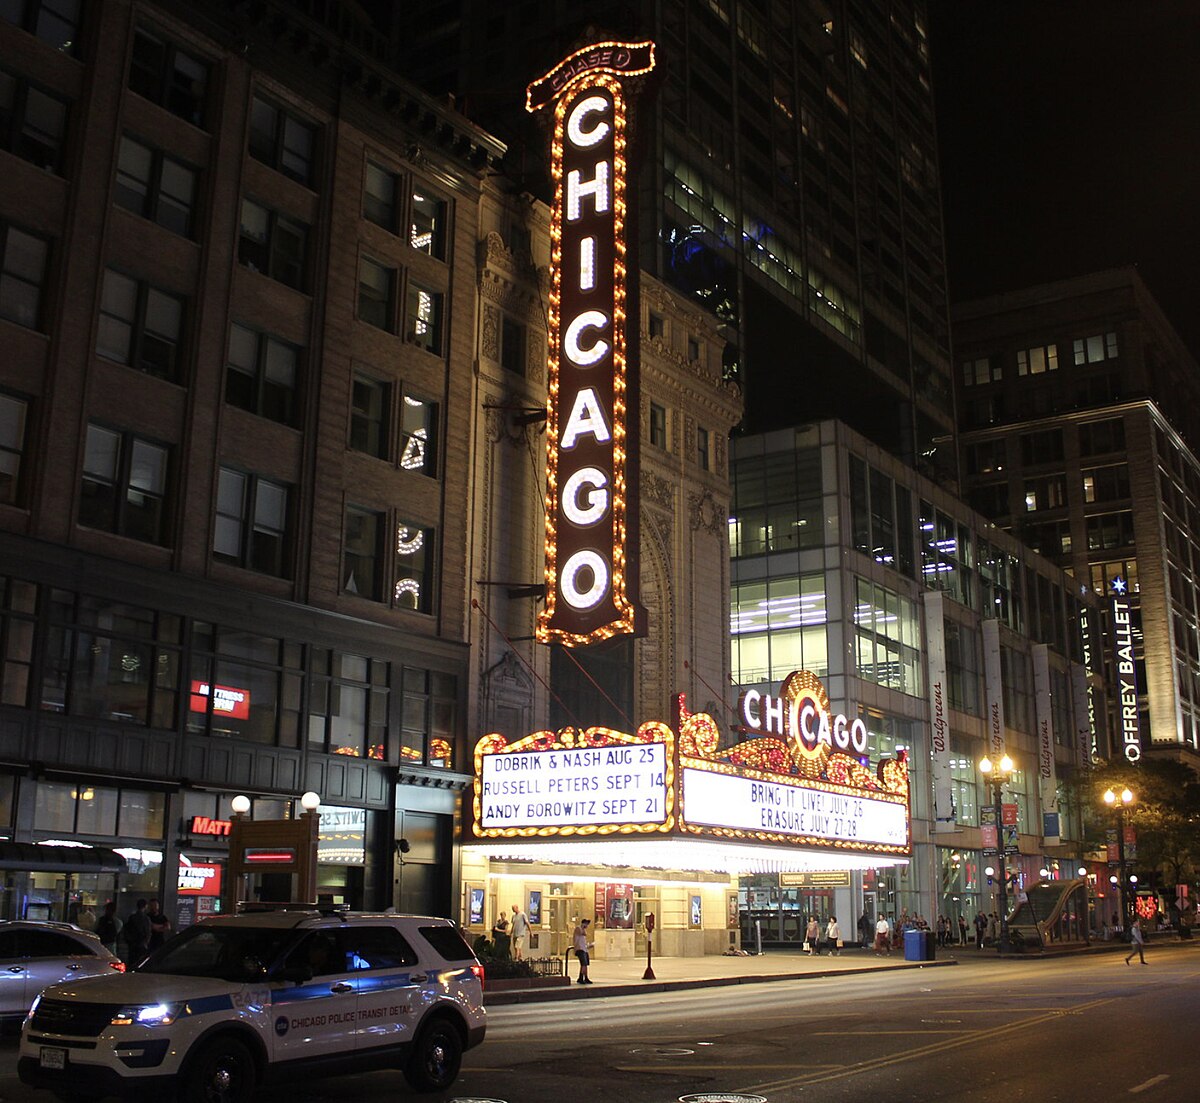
471,670,910,857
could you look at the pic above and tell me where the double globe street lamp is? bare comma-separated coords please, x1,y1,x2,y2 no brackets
980,753,1016,952
1103,786,1136,931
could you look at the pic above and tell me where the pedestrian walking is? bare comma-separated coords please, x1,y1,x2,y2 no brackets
974,910,986,949
1125,920,1147,965
804,915,820,955
858,911,872,949
572,918,593,983
826,915,843,955
958,915,968,946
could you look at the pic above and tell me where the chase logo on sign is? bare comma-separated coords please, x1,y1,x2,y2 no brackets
274,1015,289,1037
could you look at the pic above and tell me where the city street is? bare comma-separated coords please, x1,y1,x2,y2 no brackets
1,943,1197,1102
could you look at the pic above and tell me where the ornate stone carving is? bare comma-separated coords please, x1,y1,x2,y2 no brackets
482,304,499,360
526,334,545,383
642,472,675,510
689,489,725,537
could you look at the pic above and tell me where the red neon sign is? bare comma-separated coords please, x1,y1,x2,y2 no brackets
189,680,251,720
189,816,232,837
243,849,295,865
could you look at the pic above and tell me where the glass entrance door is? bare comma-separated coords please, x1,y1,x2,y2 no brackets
548,895,586,958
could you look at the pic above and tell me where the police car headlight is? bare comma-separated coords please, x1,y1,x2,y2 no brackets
25,994,41,1021
111,1003,180,1027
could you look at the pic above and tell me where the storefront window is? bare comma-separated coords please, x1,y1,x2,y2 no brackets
33,780,76,833
75,785,119,835
120,789,165,838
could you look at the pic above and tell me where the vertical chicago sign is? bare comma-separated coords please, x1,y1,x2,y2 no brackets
528,41,654,646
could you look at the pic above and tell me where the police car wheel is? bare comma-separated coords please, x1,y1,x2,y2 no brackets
184,1036,257,1103
404,1019,462,1092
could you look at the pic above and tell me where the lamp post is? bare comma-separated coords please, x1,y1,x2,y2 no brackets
980,754,1015,952
1103,786,1135,931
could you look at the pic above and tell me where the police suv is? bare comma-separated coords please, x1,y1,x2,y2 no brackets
18,909,486,1102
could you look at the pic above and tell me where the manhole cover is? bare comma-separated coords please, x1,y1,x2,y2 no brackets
679,1095,768,1103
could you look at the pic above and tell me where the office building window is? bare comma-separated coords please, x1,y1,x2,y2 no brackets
0,66,68,171
961,357,1000,386
214,467,290,577
650,402,667,449
406,283,442,354
238,200,306,290
225,323,298,425
128,27,208,127
410,190,446,258
1023,475,1066,511
248,94,315,186
1016,343,1058,376
1086,510,1135,551
696,425,710,470
349,373,389,458
79,424,170,544
399,394,436,476
308,651,388,759
1018,428,1064,465
114,136,198,237
854,576,921,695
1079,417,1125,456
965,439,1006,475
95,269,184,380
188,624,300,746
363,161,397,231
357,257,395,331
399,667,455,768
394,521,433,612
0,391,29,505
1082,464,1129,503
500,314,525,375
1,0,80,54
648,312,665,339
342,506,383,600
0,223,49,330
1073,332,1118,365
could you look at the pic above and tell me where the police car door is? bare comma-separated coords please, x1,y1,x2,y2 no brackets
345,925,420,1054
269,930,359,1062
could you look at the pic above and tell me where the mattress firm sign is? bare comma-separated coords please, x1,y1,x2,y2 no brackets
480,742,668,829
529,41,654,647
681,768,908,849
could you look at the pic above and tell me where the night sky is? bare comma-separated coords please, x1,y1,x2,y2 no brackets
928,1,1200,359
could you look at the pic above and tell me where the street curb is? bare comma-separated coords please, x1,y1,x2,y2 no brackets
484,958,958,1006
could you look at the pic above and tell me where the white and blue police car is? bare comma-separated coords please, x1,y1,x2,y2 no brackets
19,908,486,1102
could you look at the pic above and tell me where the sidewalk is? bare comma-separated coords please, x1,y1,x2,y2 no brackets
484,945,956,1005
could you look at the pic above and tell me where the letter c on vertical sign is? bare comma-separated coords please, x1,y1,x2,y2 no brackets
567,95,611,147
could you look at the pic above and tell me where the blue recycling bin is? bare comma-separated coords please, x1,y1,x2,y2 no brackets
904,929,936,961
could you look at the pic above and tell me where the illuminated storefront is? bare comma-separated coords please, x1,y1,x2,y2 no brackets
462,680,911,957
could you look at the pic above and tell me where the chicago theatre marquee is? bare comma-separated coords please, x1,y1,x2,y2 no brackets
461,42,908,958
464,673,911,957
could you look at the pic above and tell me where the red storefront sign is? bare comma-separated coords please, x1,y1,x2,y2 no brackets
190,816,232,837
189,680,251,720
177,856,222,896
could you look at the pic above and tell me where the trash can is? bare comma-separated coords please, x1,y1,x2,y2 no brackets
904,929,936,961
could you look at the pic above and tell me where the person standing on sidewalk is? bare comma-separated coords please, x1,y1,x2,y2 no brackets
874,914,891,956
826,915,842,955
974,910,987,949
858,911,872,948
572,918,593,983
958,914,968,946
510,902,530,961
1125,920,1147,965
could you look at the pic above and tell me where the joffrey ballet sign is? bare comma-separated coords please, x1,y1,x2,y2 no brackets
529,41,654,647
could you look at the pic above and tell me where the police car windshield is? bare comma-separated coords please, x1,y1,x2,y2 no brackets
138,925,295,981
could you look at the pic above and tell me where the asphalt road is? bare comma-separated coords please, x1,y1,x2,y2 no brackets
1,944,1196,1102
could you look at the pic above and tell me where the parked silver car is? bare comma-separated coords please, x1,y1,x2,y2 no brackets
0,921,124,1022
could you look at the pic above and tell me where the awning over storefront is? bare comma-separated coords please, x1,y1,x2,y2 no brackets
0,842,129,874
464,837,909,874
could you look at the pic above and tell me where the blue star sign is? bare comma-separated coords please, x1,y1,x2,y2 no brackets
1111,576,1128,596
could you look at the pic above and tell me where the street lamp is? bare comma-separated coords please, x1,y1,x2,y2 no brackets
980,753,1016,952
1103,786,1135,931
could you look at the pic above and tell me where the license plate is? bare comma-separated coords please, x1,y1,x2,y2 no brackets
39,1047,67,1070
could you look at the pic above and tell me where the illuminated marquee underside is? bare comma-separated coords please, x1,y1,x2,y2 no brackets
470,687,911,861
529,43,654,647
463,838,909,875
